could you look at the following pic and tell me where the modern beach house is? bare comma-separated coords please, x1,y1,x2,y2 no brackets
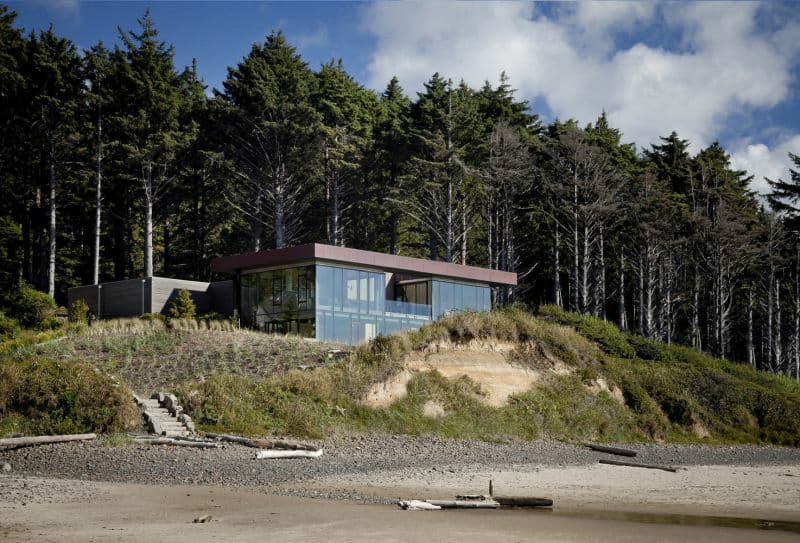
211,244,517,344
68,243,516,344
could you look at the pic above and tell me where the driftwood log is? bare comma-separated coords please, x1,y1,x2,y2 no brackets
493,496,553,507
585,443,637,457
425,499,499,509
206,433,319,451
0,433,97,450
599,459,677,472
255,449,323,459
146,438,219,449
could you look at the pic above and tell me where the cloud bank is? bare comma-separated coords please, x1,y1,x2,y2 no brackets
362,1,799,193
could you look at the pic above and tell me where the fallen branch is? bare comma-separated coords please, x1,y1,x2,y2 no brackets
255,449,323,459
425,499,499,509
585,443,637,457
206,433,319,451
147,438,219,449
599,459,677,472
398,500,441,511
0,433,97,450
493,496,553,507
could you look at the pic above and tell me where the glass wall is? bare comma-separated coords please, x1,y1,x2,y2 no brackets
240,265,316,336
316,264,429,344
431,280,491,319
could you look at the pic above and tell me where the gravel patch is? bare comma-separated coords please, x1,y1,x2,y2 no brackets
2,435,799,504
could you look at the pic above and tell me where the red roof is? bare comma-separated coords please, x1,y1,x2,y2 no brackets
211,243,517,286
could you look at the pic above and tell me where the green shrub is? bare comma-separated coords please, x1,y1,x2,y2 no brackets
0,357,139,435
69,299,89,323
9,283,57,329
198,311,228,322
140,312,167,322
0,312,20,339
168,289,196,319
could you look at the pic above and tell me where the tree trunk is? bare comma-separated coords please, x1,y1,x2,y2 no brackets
144,162,153,278
618,248,626,329
93,110,103,285
598,225,606,320
775,279,783,372
691,263,701,350
747,287,755,369
47,141,56,298
572,173,580,312
274,166,286,249
553,227,562,307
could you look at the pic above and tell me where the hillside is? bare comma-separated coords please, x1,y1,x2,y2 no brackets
2,309,799,445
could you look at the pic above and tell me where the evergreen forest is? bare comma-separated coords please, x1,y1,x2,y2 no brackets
2,7,800,378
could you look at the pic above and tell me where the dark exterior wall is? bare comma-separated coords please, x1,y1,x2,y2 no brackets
68,277,237,319
68,285,101,316
68,278,150,318
208,280,234,315
150,278,212,315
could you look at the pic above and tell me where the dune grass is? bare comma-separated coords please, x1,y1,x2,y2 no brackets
3,307,799,445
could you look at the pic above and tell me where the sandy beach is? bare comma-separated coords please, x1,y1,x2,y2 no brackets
2,437,800,541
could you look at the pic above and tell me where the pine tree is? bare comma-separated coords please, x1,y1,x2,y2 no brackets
217,32,320,250
114,11,190,277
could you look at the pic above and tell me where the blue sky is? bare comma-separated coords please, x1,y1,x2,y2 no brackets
8,1,800,193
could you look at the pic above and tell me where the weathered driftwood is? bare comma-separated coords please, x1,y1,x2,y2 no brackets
599,459,677,472
206,433,319,451
205,433,253,445
0,433,97,450
251,438,319,451
585,443,637,457
398,500,441,511
493,496,553,507
425,499,499,509
255,449,323,459
147,438,219,449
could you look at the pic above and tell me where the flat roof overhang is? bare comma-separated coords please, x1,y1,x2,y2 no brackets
210,243,517,286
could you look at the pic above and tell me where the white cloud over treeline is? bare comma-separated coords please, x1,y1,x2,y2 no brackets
362,1,800,193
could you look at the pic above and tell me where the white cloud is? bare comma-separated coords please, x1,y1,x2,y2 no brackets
731,135,800,195
362,1,796,155
296,24,329,51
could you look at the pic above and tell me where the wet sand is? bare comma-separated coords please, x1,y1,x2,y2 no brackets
1,480,799,542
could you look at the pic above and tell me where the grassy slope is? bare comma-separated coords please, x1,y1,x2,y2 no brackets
2,310,799,445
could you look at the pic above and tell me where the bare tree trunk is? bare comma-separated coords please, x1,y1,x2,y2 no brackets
618,248,626,329
581,225,590,314
747,288,755,368
47,142,56,298
572,175,580,312
637,257,644,334
775,279,783,372
144,162,153,278
553,227,562,307
598,225,606,320
768,262,775,369
93,110,103,285
274,177,286,249
795,249,799,379
691,263,701,351
461,201,468,265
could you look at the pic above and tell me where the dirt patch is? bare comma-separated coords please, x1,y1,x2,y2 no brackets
422,400,446,418
583,377,625,404
363,339,572,408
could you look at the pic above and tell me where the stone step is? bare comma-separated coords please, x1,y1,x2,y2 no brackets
163,430,189,437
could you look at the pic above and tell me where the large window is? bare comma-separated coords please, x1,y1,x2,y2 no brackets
315,264,389,343
431,280,491,319
239,265,315,336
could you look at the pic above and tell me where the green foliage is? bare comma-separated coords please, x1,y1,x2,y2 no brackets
0,357,139,436
167,289,196,319
69,299,89,323
9,283,57,329
538,305,635,358
0,312,20,340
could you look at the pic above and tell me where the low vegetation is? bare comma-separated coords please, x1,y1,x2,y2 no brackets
2,307,799,445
